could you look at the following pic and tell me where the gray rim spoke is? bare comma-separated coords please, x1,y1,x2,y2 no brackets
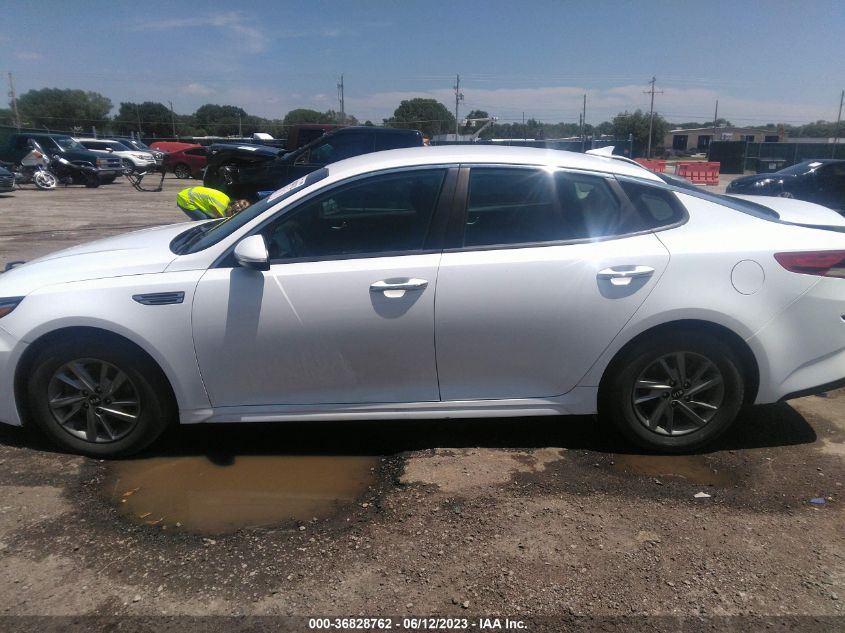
636,379,672,390
665,405,675,434
688,399,718,411
687,376,722,397
649,398,670,429
97,413,116,440
49,394,85,408
99,406,137,422
69,362,98,393
56,402,83,424
105,371,127,397
676,401,707,427
54,371,83,390
85,407,98,442
676,353,687,384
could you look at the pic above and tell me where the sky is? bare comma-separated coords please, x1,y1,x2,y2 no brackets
2,0,845,127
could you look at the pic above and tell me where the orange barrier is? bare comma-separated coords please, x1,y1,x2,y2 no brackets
634,158,667,173
675,161,720,185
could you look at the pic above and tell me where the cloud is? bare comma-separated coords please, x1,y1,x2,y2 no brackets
180,82,213,96
14,51,42,60
136,11,268,53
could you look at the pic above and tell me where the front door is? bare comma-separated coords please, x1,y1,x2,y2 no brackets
192,167,451,407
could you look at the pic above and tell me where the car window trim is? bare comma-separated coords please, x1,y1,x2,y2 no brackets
212,164,460,269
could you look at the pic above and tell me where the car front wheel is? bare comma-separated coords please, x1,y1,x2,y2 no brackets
27,338,174,457
601,332,744,453
173,163,191,179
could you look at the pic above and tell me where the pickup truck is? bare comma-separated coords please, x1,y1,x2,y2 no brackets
203,126,424,200
0,133,124,183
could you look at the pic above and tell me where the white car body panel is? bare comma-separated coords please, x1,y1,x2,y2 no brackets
0,145,843,433
727,194,845,226
435,234,669,399
192,254,441,406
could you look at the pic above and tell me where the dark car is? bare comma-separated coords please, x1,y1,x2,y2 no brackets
0,164,13,193
0,133,124,183
162,145,208,179
204,126,425,200
726,159,845,213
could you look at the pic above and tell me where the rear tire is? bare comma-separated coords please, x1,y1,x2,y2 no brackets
26,338,175,457
599,332,744,453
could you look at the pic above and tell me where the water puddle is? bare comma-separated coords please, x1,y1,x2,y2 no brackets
104,455,381,534
611,454,737,487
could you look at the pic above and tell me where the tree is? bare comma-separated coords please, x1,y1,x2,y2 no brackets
384,98,455,138
610,109,669,155
283,108,331,126
193,104,250,136
114,101,174,138
15,88,112,131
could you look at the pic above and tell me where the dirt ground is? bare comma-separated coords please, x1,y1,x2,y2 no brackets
0,177,841,632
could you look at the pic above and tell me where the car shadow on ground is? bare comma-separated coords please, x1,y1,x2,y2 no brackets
0,402,817,461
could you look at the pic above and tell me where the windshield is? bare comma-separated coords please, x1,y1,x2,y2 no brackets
54,136,86,151
170,168,330,255
776,161,824,176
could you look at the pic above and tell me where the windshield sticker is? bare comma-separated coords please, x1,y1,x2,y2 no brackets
808,161,822,168
268,176,308,201
237,145,259,151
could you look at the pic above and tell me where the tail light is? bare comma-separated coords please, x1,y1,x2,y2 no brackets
775,250,845,278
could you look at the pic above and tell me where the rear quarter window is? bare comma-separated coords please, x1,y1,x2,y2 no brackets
618,180,687,229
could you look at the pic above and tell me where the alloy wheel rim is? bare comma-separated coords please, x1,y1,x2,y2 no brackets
47,358,141,443
632,351,725,437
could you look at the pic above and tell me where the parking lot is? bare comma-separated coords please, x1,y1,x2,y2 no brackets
0,177,842,630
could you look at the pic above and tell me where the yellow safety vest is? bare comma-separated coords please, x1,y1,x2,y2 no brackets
176,187,230,218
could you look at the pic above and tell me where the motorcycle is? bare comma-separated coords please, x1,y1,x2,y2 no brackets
51,155,100,188
3,139,57,190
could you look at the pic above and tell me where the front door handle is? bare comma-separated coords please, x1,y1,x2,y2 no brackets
370,278,429,293
597,265,655,286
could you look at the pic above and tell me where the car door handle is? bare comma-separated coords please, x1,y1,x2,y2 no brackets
597,266,655,286
370,278,429,293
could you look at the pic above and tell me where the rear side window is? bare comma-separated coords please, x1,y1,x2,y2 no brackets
462,168,632,247
618,180,686,229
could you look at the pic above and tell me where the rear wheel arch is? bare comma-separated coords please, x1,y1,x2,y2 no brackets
598,319,760,407
15,326,179,428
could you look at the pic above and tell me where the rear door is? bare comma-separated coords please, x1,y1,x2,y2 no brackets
434,167,674,400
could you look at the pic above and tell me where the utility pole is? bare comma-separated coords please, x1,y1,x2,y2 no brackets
337,74,345,123
135,104,143,138
7,72,20,130
581,93,587,151
238,113,243,137
643,76,663,158
453,74,463,139
168,101,177,138
713,99,719,138
833,90,843,158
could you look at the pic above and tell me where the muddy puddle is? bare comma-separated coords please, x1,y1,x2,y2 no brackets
611,454,738,487
104,455,381,534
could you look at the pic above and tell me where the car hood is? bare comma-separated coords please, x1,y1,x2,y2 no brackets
727,194,845,227
0,222,193,296
728,173,795,188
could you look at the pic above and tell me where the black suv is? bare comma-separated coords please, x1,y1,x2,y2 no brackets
204,126,424,200
1,133,125,183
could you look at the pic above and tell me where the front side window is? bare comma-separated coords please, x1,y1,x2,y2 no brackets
261,169,445,260
462,168,629,247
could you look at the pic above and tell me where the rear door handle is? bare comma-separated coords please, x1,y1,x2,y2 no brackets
597,266,655,286
370,278,429,293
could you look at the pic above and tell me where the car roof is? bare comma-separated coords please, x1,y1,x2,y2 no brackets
324,145,663,182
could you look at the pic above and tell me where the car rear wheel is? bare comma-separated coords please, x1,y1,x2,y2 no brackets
27,338,174,457
173,163,191,179
600,332,744,453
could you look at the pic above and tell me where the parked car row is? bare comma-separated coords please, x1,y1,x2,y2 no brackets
727,159,845,214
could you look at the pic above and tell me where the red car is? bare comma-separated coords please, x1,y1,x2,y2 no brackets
161,144,208,179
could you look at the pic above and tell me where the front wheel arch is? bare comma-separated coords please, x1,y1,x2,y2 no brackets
15,326,178,431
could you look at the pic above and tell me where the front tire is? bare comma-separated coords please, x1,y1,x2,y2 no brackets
600,332,744,453
27,338,175,457
33,171,57,190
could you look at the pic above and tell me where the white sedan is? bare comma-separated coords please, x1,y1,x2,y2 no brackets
0,146,843,457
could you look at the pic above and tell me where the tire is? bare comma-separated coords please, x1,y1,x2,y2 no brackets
121,159,135,174
84,174,100,188
26,337,175,457
599,331,744,453
173,163,191,179
33,171,57,190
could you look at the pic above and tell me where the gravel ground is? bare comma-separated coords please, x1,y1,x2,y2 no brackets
0,176,841,633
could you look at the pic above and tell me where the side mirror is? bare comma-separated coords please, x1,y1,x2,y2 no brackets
234,234,270,272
